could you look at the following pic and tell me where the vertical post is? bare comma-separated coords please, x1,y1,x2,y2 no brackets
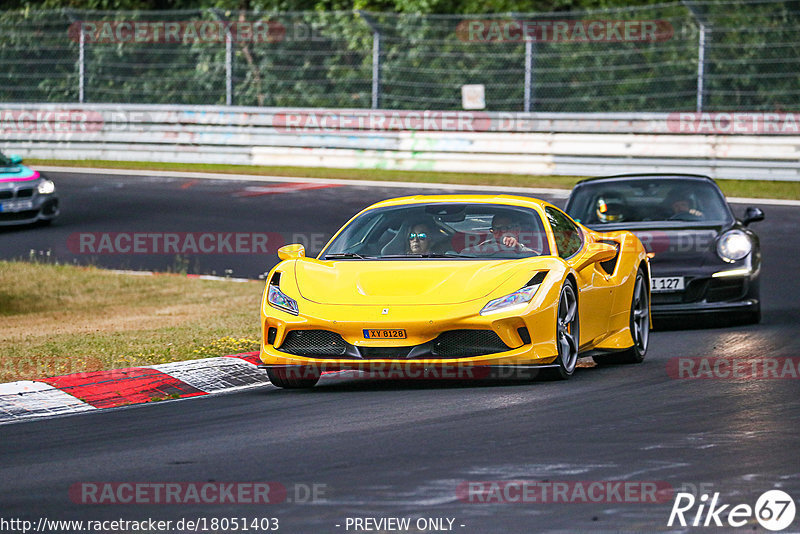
684,2,710,112
371,30,381,109
225,28,233,106
358,11,381,109
696,23,706,112
78,24,85,103
211,9,233,105
523,39,533,112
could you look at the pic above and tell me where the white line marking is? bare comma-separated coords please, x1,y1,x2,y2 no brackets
35,165,572,197
37,165,800,205
726,196,800,206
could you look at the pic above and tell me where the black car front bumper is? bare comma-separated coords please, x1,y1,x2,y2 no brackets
650,273,759,317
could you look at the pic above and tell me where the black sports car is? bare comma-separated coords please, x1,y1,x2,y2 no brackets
566,174,763,324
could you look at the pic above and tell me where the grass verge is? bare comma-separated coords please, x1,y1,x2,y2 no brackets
0,260,264,383
28,158,800,200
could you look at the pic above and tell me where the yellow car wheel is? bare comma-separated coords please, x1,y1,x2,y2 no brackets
543,281,580,380
266,367,321,389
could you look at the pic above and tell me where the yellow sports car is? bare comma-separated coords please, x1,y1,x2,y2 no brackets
259,195,651,388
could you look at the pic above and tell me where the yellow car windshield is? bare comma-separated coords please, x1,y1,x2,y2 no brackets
321,203,551,260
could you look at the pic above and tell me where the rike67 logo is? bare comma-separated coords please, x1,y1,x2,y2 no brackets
668,490,796,531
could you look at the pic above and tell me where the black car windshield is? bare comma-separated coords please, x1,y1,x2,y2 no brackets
567,178,733,226
321,203,551,260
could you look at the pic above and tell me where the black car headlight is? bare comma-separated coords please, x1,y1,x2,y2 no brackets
716,230,751,263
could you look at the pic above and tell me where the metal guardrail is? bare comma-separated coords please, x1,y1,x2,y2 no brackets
2,104,798,181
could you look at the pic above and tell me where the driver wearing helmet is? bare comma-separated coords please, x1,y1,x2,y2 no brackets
595,195,627,223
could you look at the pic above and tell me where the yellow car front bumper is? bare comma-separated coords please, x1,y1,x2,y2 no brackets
259,297,560,371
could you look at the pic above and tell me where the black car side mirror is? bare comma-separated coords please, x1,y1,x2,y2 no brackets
743,206,764,226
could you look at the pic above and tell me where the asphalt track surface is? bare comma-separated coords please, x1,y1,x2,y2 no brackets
1,171,799,533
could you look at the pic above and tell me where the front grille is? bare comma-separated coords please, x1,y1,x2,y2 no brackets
432,330,510,358
359,346,413,359
517,327,531,345
651,277,747,306
276,329,513,360
0,210,38,221
16,188,34,198
651,292,684,305
707,278,746,303
651,278,709,305
277,330,347,357
0,191,12,200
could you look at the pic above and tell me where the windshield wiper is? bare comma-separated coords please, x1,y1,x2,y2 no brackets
323,253,371,260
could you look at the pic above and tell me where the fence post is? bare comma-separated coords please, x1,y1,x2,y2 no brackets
359,11,381,109
66,10,86,103
524,39,533,112
225,28,233,105
696,23,707,112
211,9,233,105
515,13,534,112
78,25,85,104
684,2,710,112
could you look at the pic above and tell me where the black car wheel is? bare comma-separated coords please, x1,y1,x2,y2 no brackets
594,267,649,365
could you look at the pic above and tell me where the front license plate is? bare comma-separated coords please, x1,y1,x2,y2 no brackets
363,329,407,339
0,200,33,213
651,276,685,292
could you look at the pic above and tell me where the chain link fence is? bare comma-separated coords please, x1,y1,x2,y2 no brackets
0,1,798,111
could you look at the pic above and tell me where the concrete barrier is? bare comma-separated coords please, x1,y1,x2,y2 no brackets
2,104,798,180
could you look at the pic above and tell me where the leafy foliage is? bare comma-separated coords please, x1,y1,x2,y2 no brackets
1,1,797,111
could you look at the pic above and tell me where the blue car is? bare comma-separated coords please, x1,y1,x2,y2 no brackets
0,152,59,226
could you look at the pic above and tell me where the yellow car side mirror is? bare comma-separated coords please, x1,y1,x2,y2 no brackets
278,243,305,261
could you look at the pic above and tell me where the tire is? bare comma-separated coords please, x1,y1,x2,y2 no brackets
594,267,649,365
266,367,321,389
542,281,580,380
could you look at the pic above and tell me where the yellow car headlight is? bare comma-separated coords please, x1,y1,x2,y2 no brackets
480,283,541,316
268,284,299,315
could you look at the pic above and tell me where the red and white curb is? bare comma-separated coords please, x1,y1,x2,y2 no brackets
0,352,268,425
